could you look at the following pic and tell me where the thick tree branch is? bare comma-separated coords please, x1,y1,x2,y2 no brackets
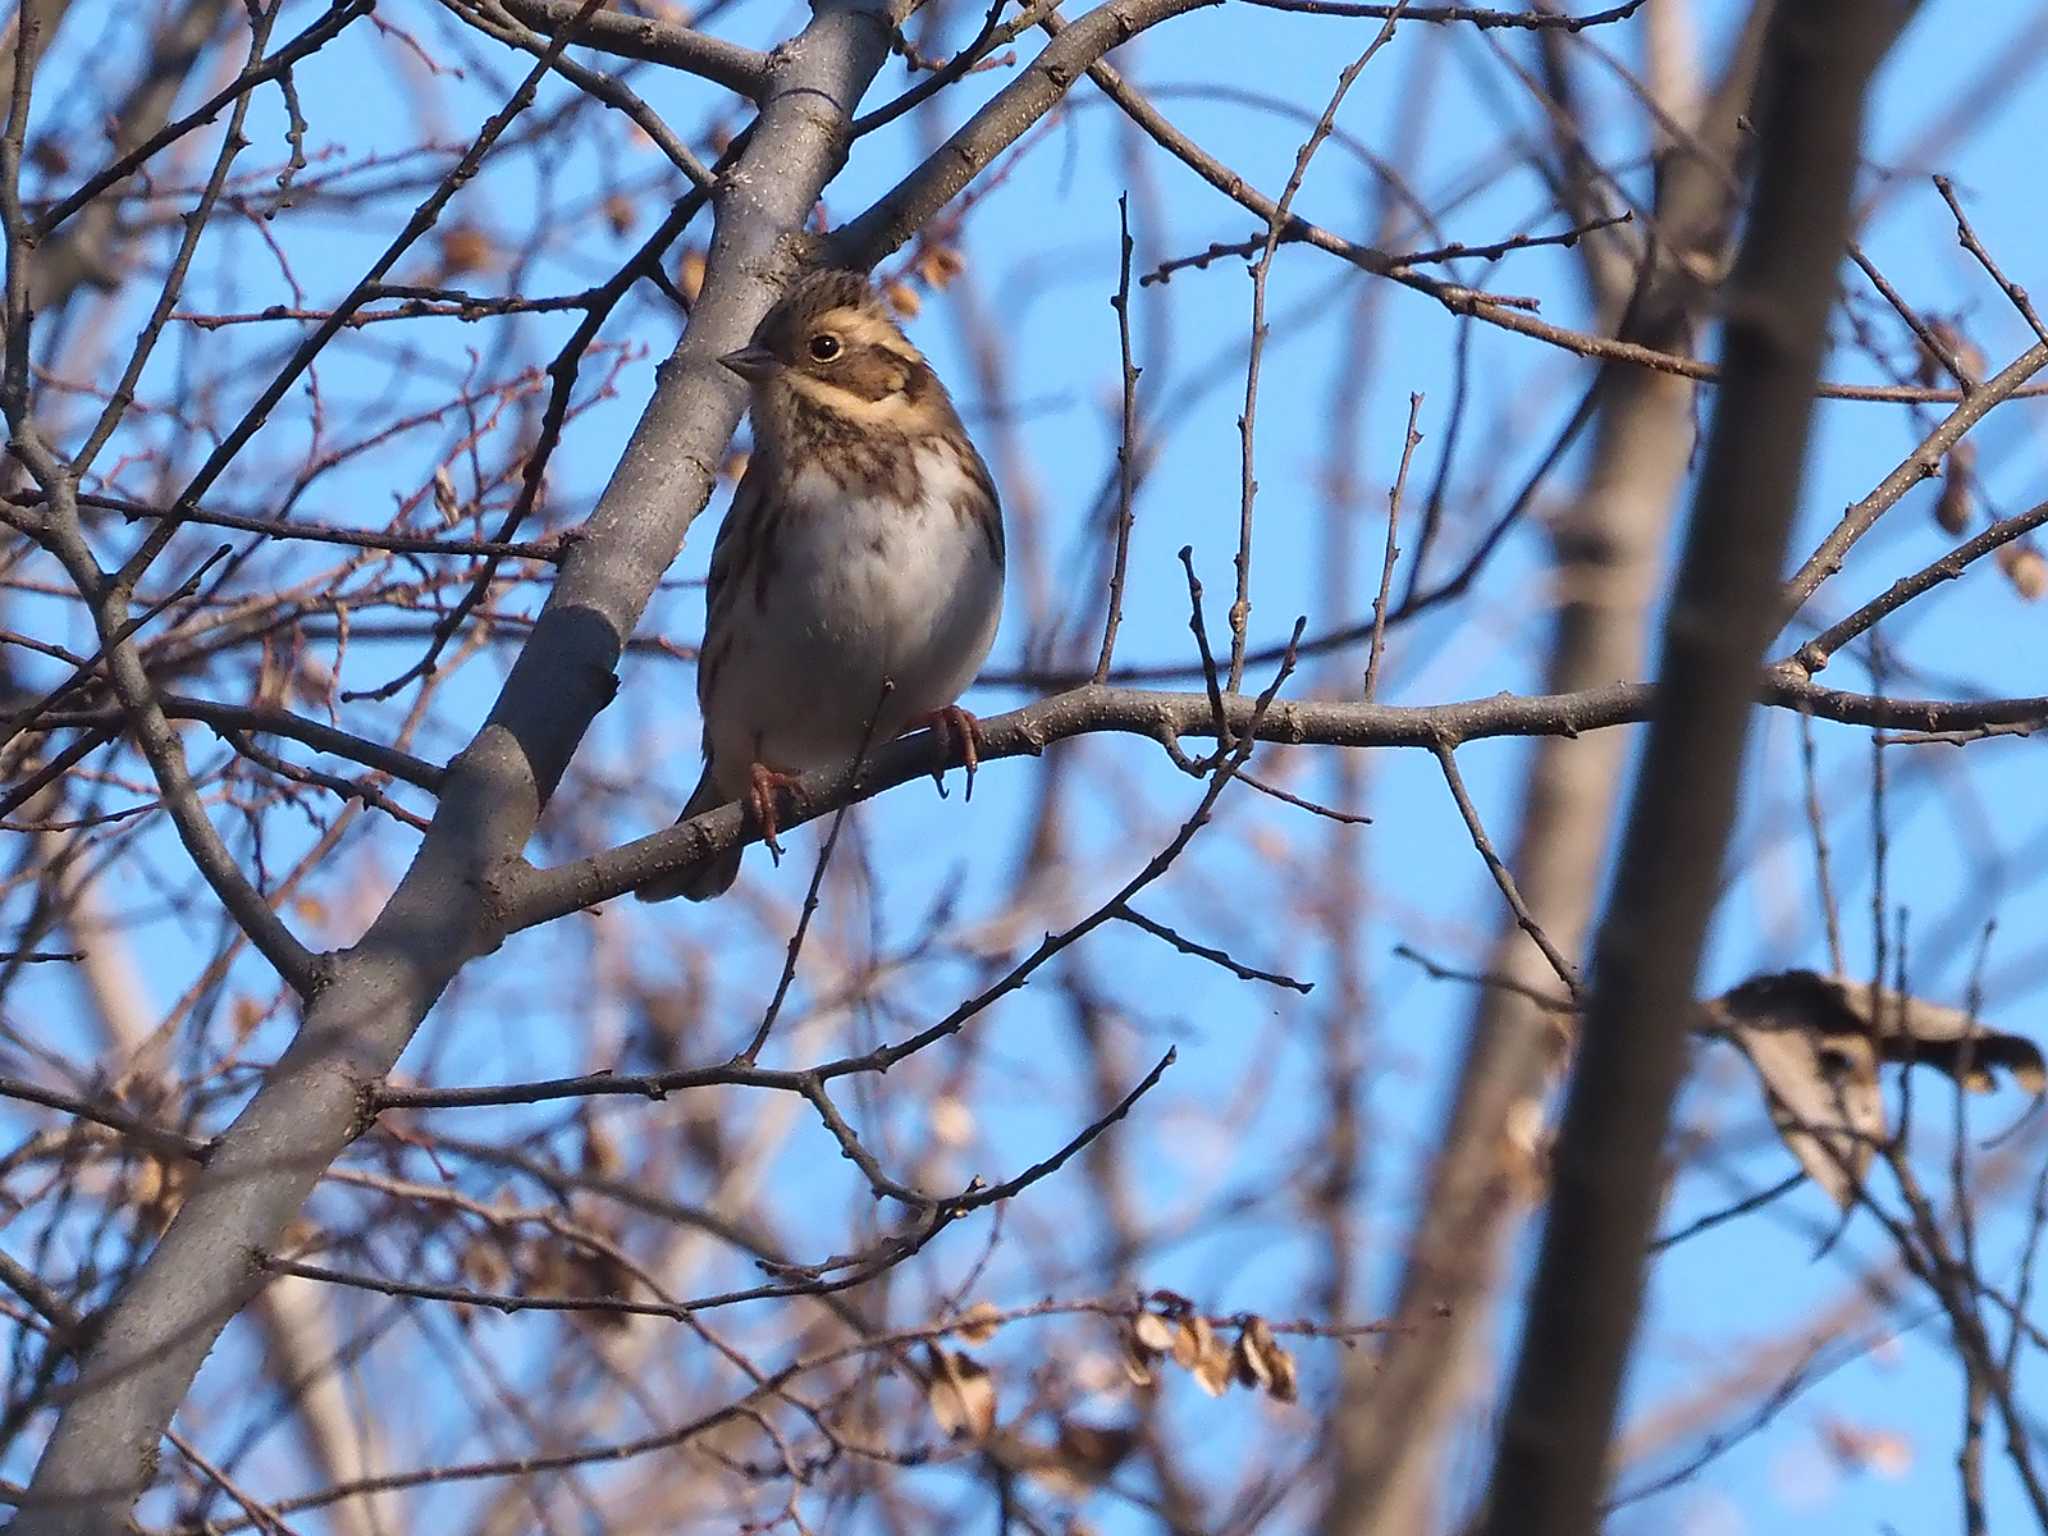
499,0,770,98
1477,6,1907,1532
828,0,1224,268
1325,8,1772,1520
5,3,897,1528
25,695,444,795
501,672,2043,930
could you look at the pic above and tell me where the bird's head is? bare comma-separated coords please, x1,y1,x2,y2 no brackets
720,270,951,439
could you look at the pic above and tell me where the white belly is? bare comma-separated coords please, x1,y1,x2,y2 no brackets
704,451,1002,796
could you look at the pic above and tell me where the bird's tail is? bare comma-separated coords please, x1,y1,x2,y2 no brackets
635,769,742,903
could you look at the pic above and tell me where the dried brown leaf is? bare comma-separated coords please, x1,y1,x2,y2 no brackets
459,1235,511,1295
1821,1416,1914,1479
1027,1419,1139,1498
1171,1312,1212,1371
229,994,265,1042
580,1111,621,1181
1704,970,2044,1205
130,1155,192,1235
925,1343,998,1441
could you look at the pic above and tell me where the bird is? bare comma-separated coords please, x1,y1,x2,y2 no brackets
636,268,1006,903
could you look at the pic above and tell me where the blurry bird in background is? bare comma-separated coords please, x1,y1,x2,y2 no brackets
637,268,1005,903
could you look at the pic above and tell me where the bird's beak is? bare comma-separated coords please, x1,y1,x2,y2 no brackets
718,344,779,382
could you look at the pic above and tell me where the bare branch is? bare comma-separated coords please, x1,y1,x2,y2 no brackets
499,0,770,97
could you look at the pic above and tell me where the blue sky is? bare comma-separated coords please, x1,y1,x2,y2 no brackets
7,1,2048,1531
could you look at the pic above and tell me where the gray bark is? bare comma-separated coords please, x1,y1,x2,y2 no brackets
1320,5,1779,1530
6,4,896,1527
1479,6,1907,1527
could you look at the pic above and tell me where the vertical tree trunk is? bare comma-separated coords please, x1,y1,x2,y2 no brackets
1322,6,1778,1529
1480,8,1907,1528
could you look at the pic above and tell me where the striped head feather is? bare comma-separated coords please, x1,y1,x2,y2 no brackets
726,269,965,450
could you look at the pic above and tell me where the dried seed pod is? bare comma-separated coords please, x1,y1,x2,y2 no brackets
883,279,922,319
1131,1310,1174,1354
436,224,496,280
433,465,461,524
1118,1342,1155,1388
917,243,966,290
1028,1419,1139,1496
603,192,637,239
956,1301,1003,1345
1122,1311,1169,1386
1191,1329,1234,1397
1232,1316,1276,1390
676,248,708,305
1934,438,1975,535
1267,1340,1300,1403
1998,540,2048,602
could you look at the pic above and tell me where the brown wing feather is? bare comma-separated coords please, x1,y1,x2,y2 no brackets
696,457,773,727
955,437,1004,565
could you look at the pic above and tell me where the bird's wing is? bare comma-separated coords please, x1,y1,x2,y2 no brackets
696,457,770,726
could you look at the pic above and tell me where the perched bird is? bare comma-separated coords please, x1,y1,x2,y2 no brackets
637,268,1005,903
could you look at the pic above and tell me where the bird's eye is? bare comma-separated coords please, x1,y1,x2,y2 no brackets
807,333,841,362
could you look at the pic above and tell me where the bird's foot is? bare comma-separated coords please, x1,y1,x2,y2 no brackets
746,762,804,863
906,705,986,801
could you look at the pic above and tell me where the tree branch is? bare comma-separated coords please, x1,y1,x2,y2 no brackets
5,2,898,1528
1477,6,1908,1530
502,671,2043,930
499,0,769,98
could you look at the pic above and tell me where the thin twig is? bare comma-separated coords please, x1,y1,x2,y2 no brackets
1797,710,1846,977
1790,496,2048,674
1432,739,1583,1000
0,543,233,753
1114,905,1313,992
1934,174,2048,345
1092,195,1141,684
1140,211,1633,288
1230,7,1407,692
1236,767,1373,825
1849,240,1975,391
1363,393,1422,700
